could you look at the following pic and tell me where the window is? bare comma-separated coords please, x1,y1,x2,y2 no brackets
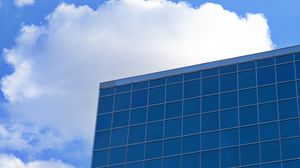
277,81,296,100
202,68,218,77
111,127,128,147
257,66,275,85
94,131,110,150
281,137,300,159
167,75,183,84
261,141,280,162
150,78,165,87
149,86,165,105
202,95,219,112
221,147,239,168
182,134,200,153
280,119,300,138
259,122,279,141
133,81,148,90
220,108,238,129
261,162,281,168
276,63,295,82
220,91,237,109
116,84,131,93
240,144,260,165
238,61,255,71
127,144,144,162
283,159,300,168
163,156,181,168
183,115,200,135
100,87,114,96
114,93,130,111
220,128,238,147
127,162,143,168
258,85,277,103
166,83,182,101
202,131,219,150
296,61,300,79
202,112,219,131
146,121,163,141
259,102,278,122
239,88,257,106
239,105,257,126
164,138,181,156
131,90,148,108
130,108,146,125
183,98,200,115
129,124,145,143
257,58,274,67
276,54,294,64
113,110,129,128
145,159,162,168
96,113,112,130
182,153,200,168
238,70,256,89
278,99,298,119
166,101,182,119
220,73,237,92
145,141,163,159
92,150,108,167
202,77,219,95
109,147,126,164
184,71,201,81
99,96,114,114
148,104,164,122
220,65,237,74
165,118,182,138
184,80,200,98
201,150,219,168
240,125,258,144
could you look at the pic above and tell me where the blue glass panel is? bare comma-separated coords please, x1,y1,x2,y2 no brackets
296,61,300,79
146,121,163,141
182,153,200,167
183,98,200,115
149,86,165,105
280,119,300,138
202,112,219,131
114,93,130,111
220,73,237,92
100,88,114,96
220,64,237,74
220,91,237,109
127,162,143,168
165,118,182,138
184,80,200,98
261,162,281,168
127,144,144,162
94,131,110,150
220,108,238,129
278,98,298,119
110,164,125,168
240,125,258,144
92,150,108,167
202,77,219,95
238,61,255,71
96,113,112,130
166,83,182,101
221,147,239,168
276,54,294,64
261,141,280,162
281,137,300,159
184,71,201,81
183,115,200,135
109,147,126,164
295,52,300,60
113,110,129,128
283,159,300,168
164,138,181,156
240,105,257,126
131,89,148,108
167,75,183,84
297,81,300,96
257,58,274,67
99,96,113,114
220,128,238,147
202,95,219,112
238,70,256,89
166,101,182,119
164,156,181,168
259,122,279,141
145,141,162,159
116,84,131,93
150,78,165,87
202,68,218,77
259,102,278,122
132,81,148,90
182,134,200,153
111,127,128,146
239,88,257,106
129,124,145,143
277,81,296,100
202,131,219,150
258,85,276,103
148,104,164,122
145,159,162,168
240,143,260,165
201,150,219,168
276,63,295,82
257,66,275,85
130,107,146,125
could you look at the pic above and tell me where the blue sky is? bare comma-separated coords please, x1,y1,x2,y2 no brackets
0,0,299,167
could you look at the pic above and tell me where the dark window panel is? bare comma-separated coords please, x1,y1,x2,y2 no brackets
130,107,146,125
240,143,260,165
183,98,200,115
277,81,297,100
127,144,144,162
202,68,219,77
258,85,277,103
202,77,219,95
128,124,145,144
100,87,114,96
148,104,164,122
239,105,257,126
183,115,200,135
167,75,183,84
259,102,278,122
116,84,131,93
281,137,300,159
96,113,112,130
145,159,162,168
184,71,201,81
220,73,237,92
295,61,300,79
132,81,148,90
201,131,219,150
131,89,148,108
166,101,182,119
149,78,165,87
238,61,255,71
280,119,300,138
127,162,143,168
261,141,281,162
278,98,298,119
184,79,201,98
276,63,295,82
163,156,181,168
114,93,130,111
149,86,165,105
92,150,108,167
99,96,114,114
111,127,128,147
146,121,163,141
257,66,275,85
295,52,300,60
220,128,238,147
202,94,219,112
259,122,279,141
283,159,300,168
202,112,219,132
165,118,182,138
220,108,238,129
276,54,294,64
238,70,256,89
109,147,126,164
220,91,237,109
261,162,281,168
239,88,257,106
257,57,274,67
201,150,219,168
166,83,183,101
164,138,181,156
182,153,200,167
113,110,129,128
221,147,239,168
94,131,110,150
240,125,258,144
220,64,237,74
145,141,163,159
182,134,200,153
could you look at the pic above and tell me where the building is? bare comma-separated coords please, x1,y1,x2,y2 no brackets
92,45,300,168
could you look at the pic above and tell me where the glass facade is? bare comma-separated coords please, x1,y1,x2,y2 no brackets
92,50,300,168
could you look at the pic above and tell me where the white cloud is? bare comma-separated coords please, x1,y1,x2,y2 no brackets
1,0,273,152
14,0,35,8
0,154,74,168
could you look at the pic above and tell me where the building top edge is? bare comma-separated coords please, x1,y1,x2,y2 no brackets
100,45,300,89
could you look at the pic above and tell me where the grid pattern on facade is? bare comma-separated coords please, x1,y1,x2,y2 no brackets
92,52,300,168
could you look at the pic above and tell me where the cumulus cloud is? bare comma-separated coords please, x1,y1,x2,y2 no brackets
0,154,74,168
1,0,273,154
14,0,35,8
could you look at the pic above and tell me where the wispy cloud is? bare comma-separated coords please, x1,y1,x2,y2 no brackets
14,0,35,8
